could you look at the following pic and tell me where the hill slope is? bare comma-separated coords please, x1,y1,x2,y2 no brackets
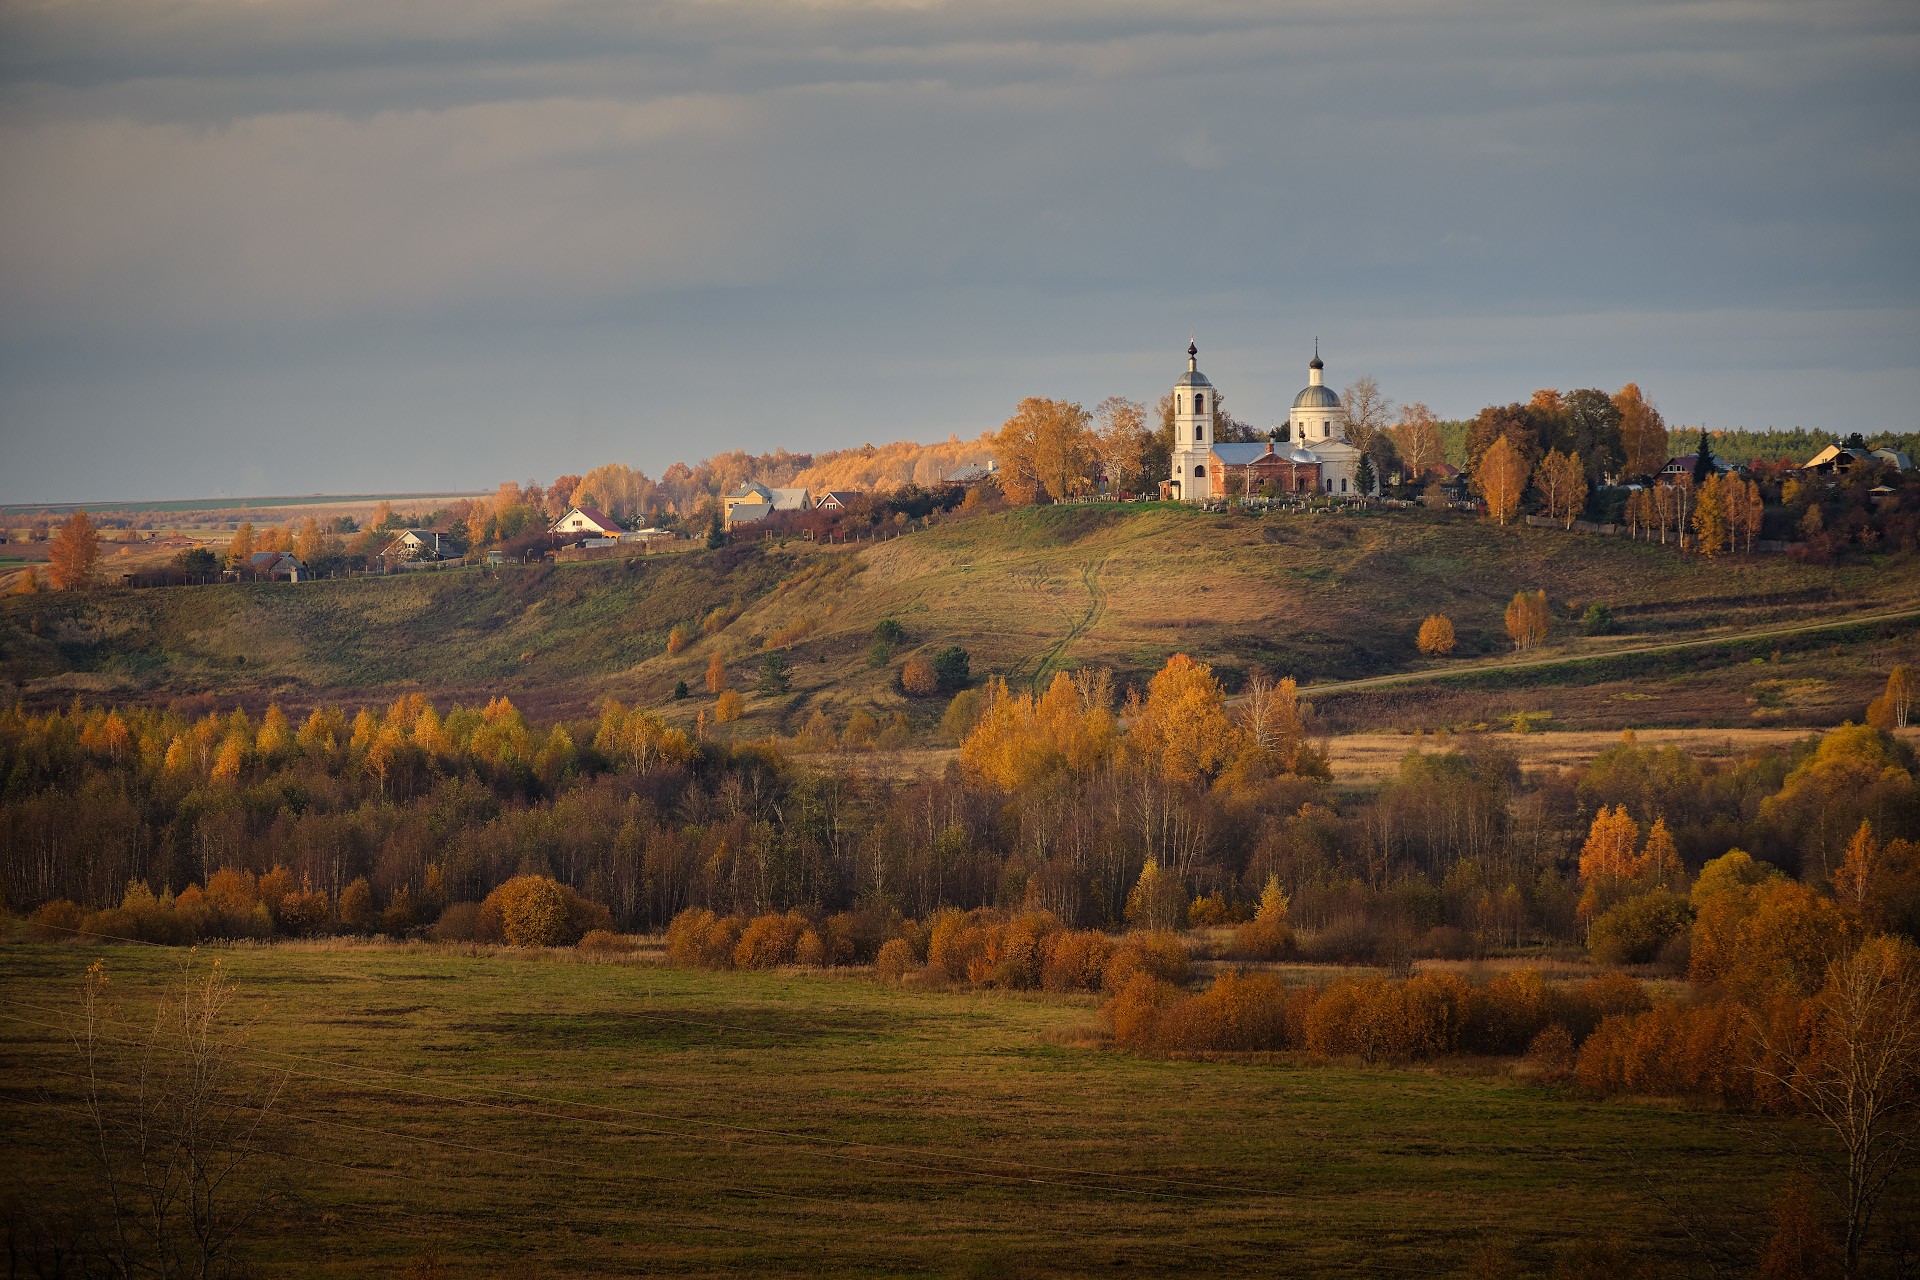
2,506,1913,728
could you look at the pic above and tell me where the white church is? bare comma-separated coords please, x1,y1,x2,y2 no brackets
1163,341,1367,503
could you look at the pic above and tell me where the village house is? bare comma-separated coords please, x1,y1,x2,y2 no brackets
243,551,307,582
723,482,811,527
942,461,999,488
380,529,456,563
550,505,625,538
1660,453,1735,482
1801,442,1910,477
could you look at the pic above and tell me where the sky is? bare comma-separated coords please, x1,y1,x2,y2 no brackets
0,0,1916,504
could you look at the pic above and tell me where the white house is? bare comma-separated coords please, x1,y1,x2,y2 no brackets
550,506,625,537
381,529,455,562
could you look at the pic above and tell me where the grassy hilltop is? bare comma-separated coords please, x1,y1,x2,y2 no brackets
1,505,1914,728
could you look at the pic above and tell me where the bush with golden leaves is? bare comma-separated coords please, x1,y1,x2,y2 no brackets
666,908,744,969
734,910,810,968
1102,930,1190,992
899,658,940,697
1041,929,1116,993
477,875,612,948
874,937,915,982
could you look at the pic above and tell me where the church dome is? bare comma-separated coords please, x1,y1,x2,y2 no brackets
1175,340,1212,388
1292,384,1340,410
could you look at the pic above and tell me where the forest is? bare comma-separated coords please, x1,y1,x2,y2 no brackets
6,656,1915,956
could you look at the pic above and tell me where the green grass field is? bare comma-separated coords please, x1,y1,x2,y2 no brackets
1,504,1913,730
0,939,1812,1277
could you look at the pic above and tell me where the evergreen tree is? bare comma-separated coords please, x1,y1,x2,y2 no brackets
757,653,792,696
1691,429,1715,486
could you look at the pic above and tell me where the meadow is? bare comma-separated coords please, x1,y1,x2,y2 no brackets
0,937,1812,1278
3,503,1915,733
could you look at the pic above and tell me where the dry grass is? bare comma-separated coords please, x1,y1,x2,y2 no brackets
0,936,1821,1277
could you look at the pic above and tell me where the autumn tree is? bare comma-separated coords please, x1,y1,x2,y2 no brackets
1503,589,1549,651
1534,448,1588,528
1561,388,1625,482
1579,805,1640,882
1614,383,1668,479
48,510,101,590
1341,376,1394,459
1092,396,1153,495
1392,402,1444,481
227,521,256,566
1624,488,1650,540
1128,654,1236,786
1125,859,1188,931
1466,403,1544,473
1752,936,1920,1277
74,957,286,1278
1237,672,1322,777
1472,436,1526,524
1865,664,1914,731
995,397,1097,504
1416,615,1456,656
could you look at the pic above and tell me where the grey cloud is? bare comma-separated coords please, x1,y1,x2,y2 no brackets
0,0,1915,501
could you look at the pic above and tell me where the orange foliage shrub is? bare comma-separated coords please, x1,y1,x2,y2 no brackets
666,908,744,969
734,910,809,968
795,929,827,967
1102,930,1190,992
1105,973,1179,1049
478,875,612,947
1042,929,1116,993
874,937,915,982
926,908,989,982
1525,1024,1576,1082
899,658,940,697
1573,999,1764,1104
29,899,85,940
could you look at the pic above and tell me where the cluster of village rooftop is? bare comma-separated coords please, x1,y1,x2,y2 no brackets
229,464,1002,582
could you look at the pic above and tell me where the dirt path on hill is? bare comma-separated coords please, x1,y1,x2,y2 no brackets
1027,554,1108,693
1299,604,1920,698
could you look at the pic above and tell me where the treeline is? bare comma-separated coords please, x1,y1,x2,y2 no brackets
2,662,1916,950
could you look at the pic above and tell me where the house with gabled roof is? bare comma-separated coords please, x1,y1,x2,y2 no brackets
381,529,456,562
550,506,625,538
245,552,307,582
723,482,811,526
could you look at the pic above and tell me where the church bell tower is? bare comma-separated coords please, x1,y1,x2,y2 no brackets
1169,341,1214,502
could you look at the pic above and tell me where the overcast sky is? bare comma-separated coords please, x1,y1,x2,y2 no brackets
1,0,1915,503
